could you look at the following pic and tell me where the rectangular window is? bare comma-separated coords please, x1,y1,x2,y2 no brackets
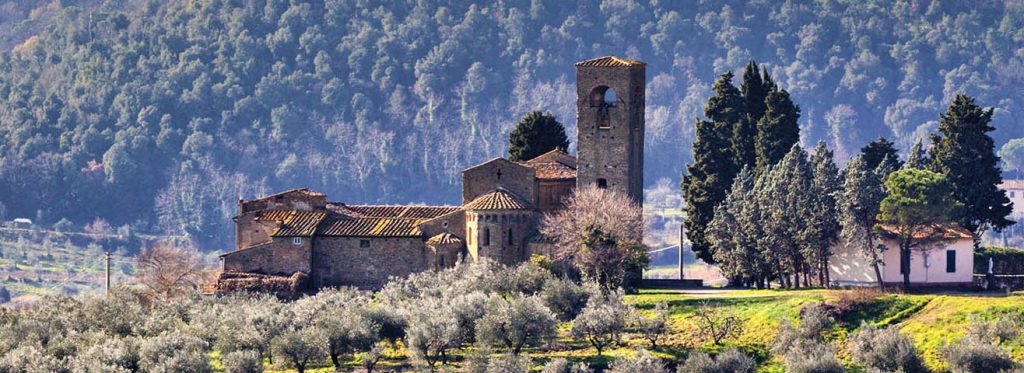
946,250,956,273
1011,191,1017,198
597,178,608,189
360,239,370,248
292,237,302,245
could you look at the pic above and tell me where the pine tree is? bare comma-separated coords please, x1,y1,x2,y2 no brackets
734,60,770,170
507,110,570,162
839,156,887,289
928,94,1014,242
904,140,928,169
807,142,841,287
683,72,746,264
754,88,801,174
877,169,962,288
860,137,902,171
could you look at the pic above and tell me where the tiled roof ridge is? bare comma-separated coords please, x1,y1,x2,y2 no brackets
464,188,531,210
576,56,645,67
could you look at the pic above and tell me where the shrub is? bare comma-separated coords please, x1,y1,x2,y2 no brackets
570,289,632,356
677,349,755,373
222,350,264,373
848,323,924,373
499,262,554,296
943,335,1017,373
772,303,834,356
608,349,668,373
541,358,592,373
782,340,845,373
485,354,533,373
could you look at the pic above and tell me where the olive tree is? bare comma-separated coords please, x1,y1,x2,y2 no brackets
475,295,558,355
570,289,632,356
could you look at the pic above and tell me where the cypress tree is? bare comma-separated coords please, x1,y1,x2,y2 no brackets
754,88,801,173
683,72,746,264
708,167,769,287
839,156,887,289
507,110,570,162
734,60,769,170
807,142,841,287
860,137,902,171
683,119,736,264
904,140,928,169
759,144,813,288
928,94,1014,241
740,60,771,124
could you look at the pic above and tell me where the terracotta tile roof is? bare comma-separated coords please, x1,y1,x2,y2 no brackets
329,204,460,219
525,148,577,168
876,224,973,239
254,210,327,237
576,56,645,67
999,180,1024,190
426,233,463,246
252,188,325,201
523,161,576,180
317,217,425,237
521,149,577,180
464,189,530,210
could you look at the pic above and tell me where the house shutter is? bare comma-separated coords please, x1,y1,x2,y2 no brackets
946,250,956,273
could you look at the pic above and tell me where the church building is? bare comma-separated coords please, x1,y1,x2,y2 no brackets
216,56,646,290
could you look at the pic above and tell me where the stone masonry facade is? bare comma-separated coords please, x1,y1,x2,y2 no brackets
219,56,646,290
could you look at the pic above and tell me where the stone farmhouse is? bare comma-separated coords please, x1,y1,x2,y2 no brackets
216,56,647,290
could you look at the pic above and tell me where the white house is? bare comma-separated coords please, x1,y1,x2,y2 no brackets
829,225,974,287
998,180,1024,219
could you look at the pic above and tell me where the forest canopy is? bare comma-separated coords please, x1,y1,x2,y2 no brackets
0,0,1022,249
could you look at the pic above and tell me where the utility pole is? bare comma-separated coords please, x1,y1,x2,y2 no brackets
105,251,111,295
678,223,686,280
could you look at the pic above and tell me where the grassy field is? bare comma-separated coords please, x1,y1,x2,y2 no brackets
253,288,1023,372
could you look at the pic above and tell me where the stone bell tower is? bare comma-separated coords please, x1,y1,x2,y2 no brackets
575,56,646,205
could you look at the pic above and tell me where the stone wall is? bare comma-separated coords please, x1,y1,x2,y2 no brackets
575,64,645,205
239,189,326,214
462,158,537,206
222,237,312,276
311,236,428,289
466,210,537,266
418,209,466,238
234,212,277,249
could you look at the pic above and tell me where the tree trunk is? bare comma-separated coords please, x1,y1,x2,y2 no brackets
330,351,341,370
901,247,911,289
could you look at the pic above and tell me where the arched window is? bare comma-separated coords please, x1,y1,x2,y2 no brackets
508,228,513,245
589,86,616,107
483,227,490,246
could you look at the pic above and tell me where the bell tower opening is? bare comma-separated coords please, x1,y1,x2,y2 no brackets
575,56,646,206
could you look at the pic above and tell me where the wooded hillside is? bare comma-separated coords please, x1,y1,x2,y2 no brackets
1,0,1022,248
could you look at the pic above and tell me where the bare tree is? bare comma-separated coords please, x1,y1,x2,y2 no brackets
694,300,742,345
541,186,647,289
136,243,206,301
